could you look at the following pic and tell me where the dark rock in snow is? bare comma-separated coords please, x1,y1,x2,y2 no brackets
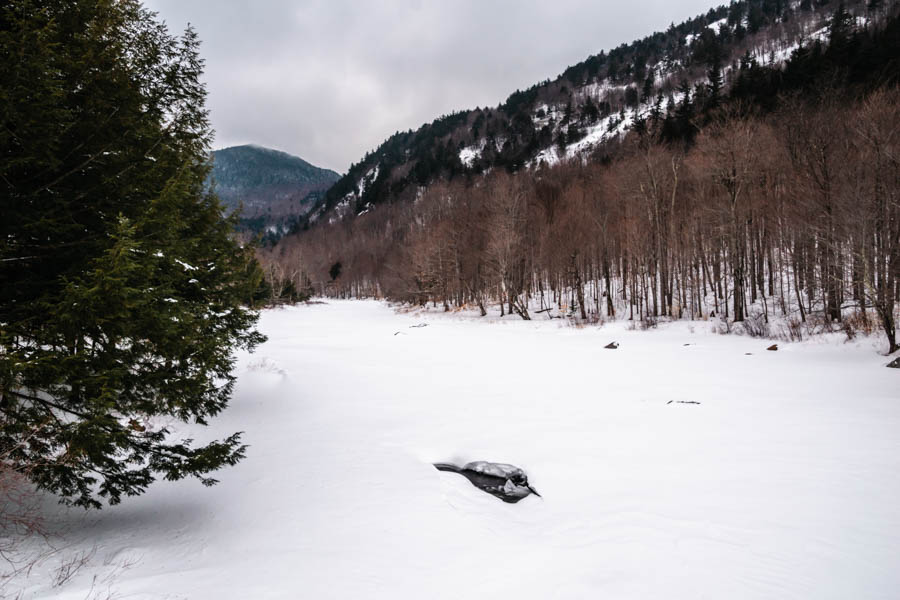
434,461,541,503
887,357,900,369
767,344,778,351
668,400,701,405
605,342,619,349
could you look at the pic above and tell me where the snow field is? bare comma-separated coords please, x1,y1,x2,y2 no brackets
15,300,900,599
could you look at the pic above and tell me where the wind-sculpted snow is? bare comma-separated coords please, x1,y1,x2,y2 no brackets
13,300,900,599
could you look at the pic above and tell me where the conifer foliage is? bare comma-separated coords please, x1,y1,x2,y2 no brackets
0,1,265,507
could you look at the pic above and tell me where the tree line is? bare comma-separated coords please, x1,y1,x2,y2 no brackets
270,84,900,352
269,3,900,353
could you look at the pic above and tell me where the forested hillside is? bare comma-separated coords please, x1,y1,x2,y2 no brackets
313,0,888,219
210,145,338,244
270,0,900,353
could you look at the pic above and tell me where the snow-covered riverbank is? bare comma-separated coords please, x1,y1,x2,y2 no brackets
14,300,900,599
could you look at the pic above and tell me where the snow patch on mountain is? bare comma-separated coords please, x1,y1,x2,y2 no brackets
459,142,485,168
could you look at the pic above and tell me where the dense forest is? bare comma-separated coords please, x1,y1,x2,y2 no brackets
267,1,900,353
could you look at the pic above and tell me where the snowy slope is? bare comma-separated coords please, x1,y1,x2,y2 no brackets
321,3,877,219
13,301,900,599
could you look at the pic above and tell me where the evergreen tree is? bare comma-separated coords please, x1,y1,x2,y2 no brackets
582,97,600,123
672,79,697,142
829,2,854,48
748,4,766,33
624,86,640,108
641,73,655,103
706,58,725,111
650,91,665,125
0,0,264,507
632,112,649,137
556,130,568,154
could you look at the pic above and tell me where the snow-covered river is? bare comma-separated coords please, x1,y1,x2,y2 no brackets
20,301,900,599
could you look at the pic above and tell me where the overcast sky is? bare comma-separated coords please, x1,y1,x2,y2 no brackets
144,0,719,173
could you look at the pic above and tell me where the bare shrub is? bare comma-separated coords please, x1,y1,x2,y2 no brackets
639,316,658,330
804,313,833,337
0,423,93,596
742,312,771,338
1,423,54,590
710,317,731,335
776,317,806,342
0,468,44,556
841,310,877,341
842,318,857,341
0,466,52,597
51,547,96,588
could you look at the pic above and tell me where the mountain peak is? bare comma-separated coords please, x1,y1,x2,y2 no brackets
209,145,339,242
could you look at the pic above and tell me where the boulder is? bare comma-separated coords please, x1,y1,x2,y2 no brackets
434,461,541,503
605,342,619,349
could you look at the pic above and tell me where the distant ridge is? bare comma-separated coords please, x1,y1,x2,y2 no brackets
209,145,339,242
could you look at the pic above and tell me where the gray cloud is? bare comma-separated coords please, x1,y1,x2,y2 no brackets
143,0,719,172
